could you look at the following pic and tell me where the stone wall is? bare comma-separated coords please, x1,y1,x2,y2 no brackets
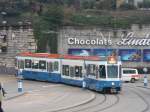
58,24,150,68
0,25,36,74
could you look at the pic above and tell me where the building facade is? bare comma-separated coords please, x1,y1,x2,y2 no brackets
58,25,150,69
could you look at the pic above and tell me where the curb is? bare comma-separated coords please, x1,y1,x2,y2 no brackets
43,90,96,112
136,86,150,89
4,92,27,101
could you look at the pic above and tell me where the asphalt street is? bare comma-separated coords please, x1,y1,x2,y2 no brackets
1,74,150,112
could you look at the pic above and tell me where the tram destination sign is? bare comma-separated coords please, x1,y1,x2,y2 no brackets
67,32,150,46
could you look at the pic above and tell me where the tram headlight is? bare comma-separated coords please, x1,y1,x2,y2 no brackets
112,82,115,86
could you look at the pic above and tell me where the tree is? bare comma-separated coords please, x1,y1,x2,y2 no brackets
33,5,64,53
95,0,116,10
138,0,150,8
81,0,95,9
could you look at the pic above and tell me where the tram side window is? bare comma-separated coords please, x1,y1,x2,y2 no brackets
62,65,69,76
87,64,90,75
25,59,31,68
18,60,24,69
32,60,39,69
39,60,46,70
88,64,96,76
54,61,59,71
70,66,74,77
75,66,82,77
99,65,106,78
47,62,53,72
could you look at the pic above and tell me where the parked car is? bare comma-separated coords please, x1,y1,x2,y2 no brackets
122,68,140,83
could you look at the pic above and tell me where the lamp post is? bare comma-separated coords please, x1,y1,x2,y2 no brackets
143,67,148,87
17,69,23,92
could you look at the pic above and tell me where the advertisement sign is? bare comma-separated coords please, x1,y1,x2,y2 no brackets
93,49,106,56
68,48,91,56
93,49,116,57
106,49,117,57
119,49,141,62
143,49,150,62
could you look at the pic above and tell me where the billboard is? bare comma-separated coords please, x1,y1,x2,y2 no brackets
68,48,91,56
106,49,117,57
143,49,150,62
118,49,141,62
93,49,106,56
93,49,117,57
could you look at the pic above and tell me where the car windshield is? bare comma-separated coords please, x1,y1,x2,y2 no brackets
107,65,118,78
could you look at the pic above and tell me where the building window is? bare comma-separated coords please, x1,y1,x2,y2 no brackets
39,60,46,70
3,35,7,43
25,59,31,68
1,46,7,53
62,65,69,76
0,35,7,53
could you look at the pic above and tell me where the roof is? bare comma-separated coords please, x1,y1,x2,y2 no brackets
63,55,100,61
17,52,116,61
18,52,61,59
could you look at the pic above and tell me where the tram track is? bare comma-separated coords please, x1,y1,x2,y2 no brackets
65,93,107,112
92,95,119,112
125,85,150,112
53,92,120,112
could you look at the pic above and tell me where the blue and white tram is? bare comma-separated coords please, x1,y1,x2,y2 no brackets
16,52,122,93
85,57,122,92
16,53,61,83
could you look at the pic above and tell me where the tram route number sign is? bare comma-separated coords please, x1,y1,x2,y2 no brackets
107,56,117,64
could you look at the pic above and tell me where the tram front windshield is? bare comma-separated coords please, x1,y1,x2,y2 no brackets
107,65,118,78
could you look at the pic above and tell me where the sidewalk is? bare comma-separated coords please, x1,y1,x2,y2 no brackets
0,74,26,101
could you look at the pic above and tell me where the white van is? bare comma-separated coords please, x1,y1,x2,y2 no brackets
122,68,140,83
